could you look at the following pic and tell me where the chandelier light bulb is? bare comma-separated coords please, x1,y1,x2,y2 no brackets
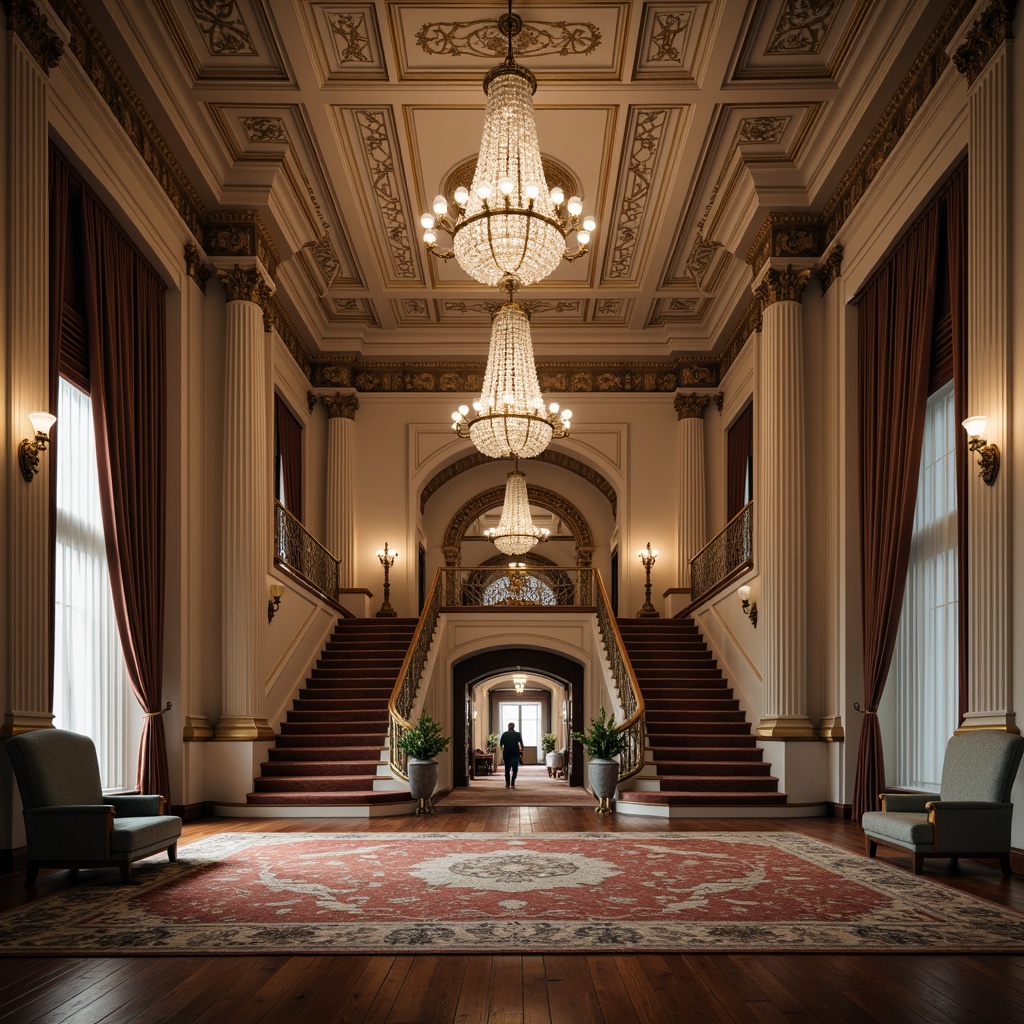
582,215,597,232
525,182,540,200
420,213,435,230
498,176,515,195
454,186,470,205
477,180,493,200
576,230,590,245
423,230,437,244
459,405,469,416
433,195,448,216
550,186,564,206
567,195,583,216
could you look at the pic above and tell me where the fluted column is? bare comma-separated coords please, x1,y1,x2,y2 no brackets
952,2,1016,732
215,264,274,740
2,4,63,737
753,265,815,738
180,246,213,740
322,392,359,588
674,392,710,590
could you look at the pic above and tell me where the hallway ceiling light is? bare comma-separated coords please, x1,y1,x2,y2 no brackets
513,674,527,694
420,2,595,289
486,465,549,555
451,294,570,459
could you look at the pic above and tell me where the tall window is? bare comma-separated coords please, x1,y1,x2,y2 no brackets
53,377,133,789
886,381,959,790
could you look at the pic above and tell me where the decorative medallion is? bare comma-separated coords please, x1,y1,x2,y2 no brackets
736,116,790,145
240,116,289,143
766,0,842,55
186,0,257,56
415,17,600,59
679,363,717,387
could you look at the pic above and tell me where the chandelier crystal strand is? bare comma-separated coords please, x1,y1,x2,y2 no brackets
451,299,571,459
485,467,550,555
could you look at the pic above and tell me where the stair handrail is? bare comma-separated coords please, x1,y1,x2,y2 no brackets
592,570,646,782
387,567,444,781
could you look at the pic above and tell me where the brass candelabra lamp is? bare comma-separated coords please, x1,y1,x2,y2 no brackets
375,543,398,617
637,542,659,618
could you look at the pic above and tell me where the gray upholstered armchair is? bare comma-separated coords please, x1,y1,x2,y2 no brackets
4,728,182,884
862,730,1024,875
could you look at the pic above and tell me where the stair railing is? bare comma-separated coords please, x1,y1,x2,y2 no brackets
388,568,444,781
274,500,340,603
593,571,646,782
688,500,753,605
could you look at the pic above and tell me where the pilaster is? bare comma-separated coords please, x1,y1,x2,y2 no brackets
952,0,1017,732
216,263,274,741
753,264,815,739
674,392,710,591
2,2,63,737
322,391,359,588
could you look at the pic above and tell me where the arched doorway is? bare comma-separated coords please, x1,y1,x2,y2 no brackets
452,648,584,788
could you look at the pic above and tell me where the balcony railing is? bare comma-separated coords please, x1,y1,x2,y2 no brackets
387,567,644,784
688,501,753,604
273,500,340,603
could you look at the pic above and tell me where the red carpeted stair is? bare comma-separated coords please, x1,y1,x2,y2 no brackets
614,618,786,808
247,618,418,807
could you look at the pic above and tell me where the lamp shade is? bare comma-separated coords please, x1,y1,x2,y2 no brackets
962,416,988,438
27,411,56,437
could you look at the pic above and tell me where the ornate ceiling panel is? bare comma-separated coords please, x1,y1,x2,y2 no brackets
632,2,719,81
302,3,388,81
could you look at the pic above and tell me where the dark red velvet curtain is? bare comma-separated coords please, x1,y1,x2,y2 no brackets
80,191,170,801
275,394,304,521
853,204,938,821
945,164,969,725
727,402,753,519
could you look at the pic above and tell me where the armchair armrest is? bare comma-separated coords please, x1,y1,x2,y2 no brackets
926,801,1014,853
23,805,114,860
107,794,166,817
880,792,935,813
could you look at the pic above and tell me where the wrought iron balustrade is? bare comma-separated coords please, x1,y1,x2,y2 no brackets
273,500,340,603
442,564,593,608
688,501,754,604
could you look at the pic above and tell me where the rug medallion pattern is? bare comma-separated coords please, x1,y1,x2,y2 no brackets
1,832,1021,955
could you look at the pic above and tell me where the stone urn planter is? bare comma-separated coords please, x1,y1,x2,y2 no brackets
587,758,620,814
407,758,440,815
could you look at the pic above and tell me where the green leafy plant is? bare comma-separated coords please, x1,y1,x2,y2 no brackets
486,733,498,753
397,712,452,760
572,706,626,760
541,733,557,755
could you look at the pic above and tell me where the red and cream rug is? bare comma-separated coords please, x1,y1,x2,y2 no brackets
1,832,1021,955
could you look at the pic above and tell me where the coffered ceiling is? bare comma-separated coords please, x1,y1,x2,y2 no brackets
83,0,950,362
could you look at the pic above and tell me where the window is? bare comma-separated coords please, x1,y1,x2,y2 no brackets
885,382,959,791
53,377,134,789
499,702,541,753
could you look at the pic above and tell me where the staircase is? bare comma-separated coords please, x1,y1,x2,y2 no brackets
614,618,786,811
246,618,417,808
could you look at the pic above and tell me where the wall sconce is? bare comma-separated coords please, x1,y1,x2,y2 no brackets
19,411,57,482
738,585,758,628
268,583,283,623
472,709,478,720
636,542,659,618
375,542,398,617
962,416,1000,486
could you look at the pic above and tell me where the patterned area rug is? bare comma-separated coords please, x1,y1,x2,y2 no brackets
2,832,1022,956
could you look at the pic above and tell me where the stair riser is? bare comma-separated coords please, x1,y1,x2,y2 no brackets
260,762,380,777
655,777,780,793
254,777,376,793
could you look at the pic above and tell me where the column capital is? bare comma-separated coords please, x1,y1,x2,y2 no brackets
184,242,210,293
952,0,1016,87
2,0,63,74
674,391,712,420
215,262,274,310
321,391,360,420
816,245,844,294
755,265,812,308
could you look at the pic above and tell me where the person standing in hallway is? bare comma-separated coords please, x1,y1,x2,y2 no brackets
499,722,524,788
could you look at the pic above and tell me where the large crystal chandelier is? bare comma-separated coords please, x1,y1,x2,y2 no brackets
486,465,550,555
451,293,570,459
420,3,595,289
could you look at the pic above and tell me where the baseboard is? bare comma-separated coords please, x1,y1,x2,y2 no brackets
0,846,27,875
173,801,214,822
829,802,853,819
1011,847,1024,875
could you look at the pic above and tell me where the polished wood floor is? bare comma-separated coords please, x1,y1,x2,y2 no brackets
1,809,1023,1024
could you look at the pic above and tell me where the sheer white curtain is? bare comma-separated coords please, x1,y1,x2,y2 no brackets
53,377,133,789
887,381,959,791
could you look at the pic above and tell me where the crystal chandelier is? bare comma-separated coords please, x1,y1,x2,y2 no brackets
420,3,595,289
451,293,571,459
513,673,527,694
486,465,550,555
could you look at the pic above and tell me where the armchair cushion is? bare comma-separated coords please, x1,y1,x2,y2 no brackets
862,811,934,848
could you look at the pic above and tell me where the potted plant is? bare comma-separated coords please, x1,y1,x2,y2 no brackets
542,732,563,777
397,711,452,815
486,733,498,754
572,706,626,813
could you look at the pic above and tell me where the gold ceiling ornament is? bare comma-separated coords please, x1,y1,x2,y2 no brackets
485,463,550,556
451,285,571,459
420,1,595,290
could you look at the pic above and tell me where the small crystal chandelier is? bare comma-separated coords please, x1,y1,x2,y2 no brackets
513,673,527,694
420,2,596,289
451,289,571,459
486,463,550,555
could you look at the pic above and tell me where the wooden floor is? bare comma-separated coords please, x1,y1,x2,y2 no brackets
2,809,1023,1024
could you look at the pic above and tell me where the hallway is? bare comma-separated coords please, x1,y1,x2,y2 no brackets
437,765,593,807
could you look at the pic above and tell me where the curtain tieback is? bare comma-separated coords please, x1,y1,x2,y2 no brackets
144,701,172,719
853,703,877,715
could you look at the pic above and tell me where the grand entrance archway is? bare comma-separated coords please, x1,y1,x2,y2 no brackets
452,648,584,788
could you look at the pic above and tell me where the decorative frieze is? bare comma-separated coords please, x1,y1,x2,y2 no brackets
3,0,63,72
183,241,210,293
321,392,360,420
205,211,280,277
755,265,812,308
952,0,1016,86
718,296,763,383
747,213,824,277
674,392,712,420
817,245,844,293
